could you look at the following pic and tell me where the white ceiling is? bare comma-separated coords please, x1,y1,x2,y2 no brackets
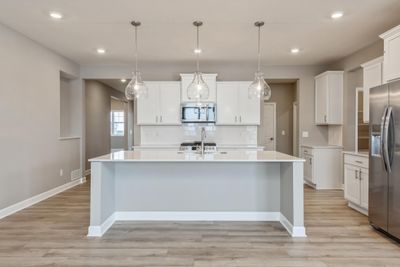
1,0,400,66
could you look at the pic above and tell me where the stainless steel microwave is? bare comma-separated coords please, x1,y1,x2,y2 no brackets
181,103,216,123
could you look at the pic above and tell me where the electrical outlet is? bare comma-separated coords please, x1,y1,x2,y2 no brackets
59,169,63,177
302,131,309,138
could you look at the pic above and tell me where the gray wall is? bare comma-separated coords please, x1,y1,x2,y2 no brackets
81,63,328,148
0,23,82,210
327,41,383,151
259,83,296,155
60,76,81,137
85,80,131,170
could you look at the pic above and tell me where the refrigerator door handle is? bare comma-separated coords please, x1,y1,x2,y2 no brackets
381,106,389,172
383,106,393,173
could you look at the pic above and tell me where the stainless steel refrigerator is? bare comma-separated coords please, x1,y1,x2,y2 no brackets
369,79,400,240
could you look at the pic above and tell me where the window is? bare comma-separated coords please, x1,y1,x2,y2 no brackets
111,111,125,136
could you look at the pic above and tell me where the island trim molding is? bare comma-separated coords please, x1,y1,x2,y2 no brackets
87,211,307,238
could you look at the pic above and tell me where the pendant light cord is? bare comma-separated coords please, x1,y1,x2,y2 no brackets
257,25,261,73
134,25,138,72
196,25,200,72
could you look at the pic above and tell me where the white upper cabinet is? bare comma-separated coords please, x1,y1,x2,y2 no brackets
216,82,260,125
158,83,181,125
238,82,260,125
137,82,181,125
180,73,217,103
137,82,158,125
380,25,400,83
216,82,237,124
314,71,344,125
361,57,383,123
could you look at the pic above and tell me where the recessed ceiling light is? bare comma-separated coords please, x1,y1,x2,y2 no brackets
121,79,127,83
291,48,300,54
331,11,344,19
194,48,202,54
49,11,63,19
96,48,106,54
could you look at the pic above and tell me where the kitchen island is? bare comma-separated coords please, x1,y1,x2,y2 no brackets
88,150,306,237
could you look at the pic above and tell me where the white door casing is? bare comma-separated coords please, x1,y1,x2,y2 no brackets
263,102,276,151
293,102,298,156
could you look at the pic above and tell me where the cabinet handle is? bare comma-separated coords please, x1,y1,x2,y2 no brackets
156,116,158,123
359,169,362,180
235,116,237,123
324,115,327,123
160,115,163,123
355,160,363,164
355,170,358,180
309,158,312,164
239,116,242,123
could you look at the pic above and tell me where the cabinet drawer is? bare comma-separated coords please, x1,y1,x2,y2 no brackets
344,154,368,168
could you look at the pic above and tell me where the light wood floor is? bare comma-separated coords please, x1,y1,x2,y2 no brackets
0,181,399,267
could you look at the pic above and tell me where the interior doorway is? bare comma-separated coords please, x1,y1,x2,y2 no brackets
110,97,129,152
259,79,298,155
263,102,276,150
84,79,134,173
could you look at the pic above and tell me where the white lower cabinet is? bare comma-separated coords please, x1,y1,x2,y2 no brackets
343,152,369,215
303,153,315,184
301,145,342,189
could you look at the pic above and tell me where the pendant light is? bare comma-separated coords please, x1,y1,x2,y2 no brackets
248,21,271,100
187,21,209,102
125,21,148,100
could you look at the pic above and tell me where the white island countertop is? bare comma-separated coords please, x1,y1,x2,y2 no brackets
89,150,304,163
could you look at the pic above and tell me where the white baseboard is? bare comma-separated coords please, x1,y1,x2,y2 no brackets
115,211,281,221
87,211,306,238
0,177,86,220
348,202,368,216
280,213,307,237
88,213,115,237
84,169,91,176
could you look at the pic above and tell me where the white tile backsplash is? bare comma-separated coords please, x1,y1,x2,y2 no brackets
140,125,257,145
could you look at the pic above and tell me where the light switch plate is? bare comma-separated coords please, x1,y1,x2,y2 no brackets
302,131,309,138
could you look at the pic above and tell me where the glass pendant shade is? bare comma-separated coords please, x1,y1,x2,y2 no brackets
249,21,271,100
125,71,148,100
187,72,209,101
187,21,209,102
248,71,271,100
125,21,148,100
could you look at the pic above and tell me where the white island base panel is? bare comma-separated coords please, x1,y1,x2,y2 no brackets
88,152,306,237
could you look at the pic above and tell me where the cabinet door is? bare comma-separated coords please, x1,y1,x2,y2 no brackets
315,75,329,124
137,82,159,125
360,167,369,210
159,82,181,125
216,83,239,125
344,164,361,205
304,154,314,184
363,61,383,123
327,74,343,124
383,33,400,82
238,82,260,125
